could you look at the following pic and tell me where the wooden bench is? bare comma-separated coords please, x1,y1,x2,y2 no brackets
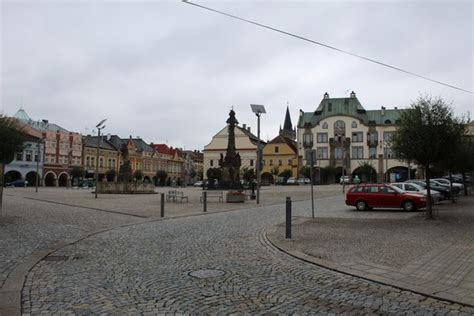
200,190,224,203
166,190,188,203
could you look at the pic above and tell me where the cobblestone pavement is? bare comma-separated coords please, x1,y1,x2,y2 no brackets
22,199,474,314
0,195,140,289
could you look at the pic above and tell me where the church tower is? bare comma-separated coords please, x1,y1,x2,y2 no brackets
279,106,296,140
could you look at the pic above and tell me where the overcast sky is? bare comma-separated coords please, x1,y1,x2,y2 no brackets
1,0,472,149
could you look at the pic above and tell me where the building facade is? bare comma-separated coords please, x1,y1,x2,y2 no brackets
297,92,410,183
261,107,299,184
183,150,204,184
12,109,82,186
82,135,119,181
203,122,265,180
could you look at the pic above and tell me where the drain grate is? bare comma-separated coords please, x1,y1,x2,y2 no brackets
43,255,69,262
188,269,226,279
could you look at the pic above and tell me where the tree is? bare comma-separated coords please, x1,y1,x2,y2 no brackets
355,161,377,183
134,170,143,182
206,168,222,182
278,169,293,181
242,167,255,183
156,170,168,186
300,166,311,179
270,166,280,178
106,169,116,182
391,96,464,219
0,116,26,214
70,166,85,185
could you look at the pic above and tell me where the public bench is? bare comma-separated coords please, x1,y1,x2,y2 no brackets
200,190,224,203
166,190,188,203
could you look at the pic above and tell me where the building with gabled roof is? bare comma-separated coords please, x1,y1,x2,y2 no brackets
11,109,82,187
261,108,299,184
203,117,266,180
297,91,411,183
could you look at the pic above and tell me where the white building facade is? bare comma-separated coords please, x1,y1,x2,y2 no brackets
203,124,264,179
297,92,412,183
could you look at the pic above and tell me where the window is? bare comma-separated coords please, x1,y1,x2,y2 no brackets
210,160,213,167
262,160,265,166
404,184,417,192
86,157,90,167
91,157,95,167
34,151,39,162
274,146,279,153
317,133,328,143
334,120,346,137
278,160,282,166
352,146,364,159
99,158,104,168
351,121,357,128
364,186,380,193
322,122,328,129
250,159,254,166
288,159,292,165
383,131,394,142
352,186,364,193
334,148,344,159
369,147,377,159
368,131,378,145
384,147,393,159
352,132,363,142
16,152,23,161
316,147,328,159
269,159,273,166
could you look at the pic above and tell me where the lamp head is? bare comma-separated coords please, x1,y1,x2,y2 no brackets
96,119,107,128
250,104,266,115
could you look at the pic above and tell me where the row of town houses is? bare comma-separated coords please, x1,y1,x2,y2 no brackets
5,109,204,186
8,92,473,186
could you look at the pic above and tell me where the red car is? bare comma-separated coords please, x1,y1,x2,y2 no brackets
346,183,426,212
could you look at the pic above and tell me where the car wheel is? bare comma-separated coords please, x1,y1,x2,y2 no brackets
356,200,368,211
403,200,416,212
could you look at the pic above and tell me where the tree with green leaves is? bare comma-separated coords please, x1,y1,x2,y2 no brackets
70,166,84,182
134,170,143,182
300,166,311,179
392,96,465,219
355,161,377,183
278,169,292,182
241,167,255,183
0,117,26,214
106,169,116,182
156,170,168,186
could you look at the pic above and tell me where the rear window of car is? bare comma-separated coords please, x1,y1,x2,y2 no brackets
351,186,364,193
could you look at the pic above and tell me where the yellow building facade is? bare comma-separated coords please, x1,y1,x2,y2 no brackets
261,135,299,184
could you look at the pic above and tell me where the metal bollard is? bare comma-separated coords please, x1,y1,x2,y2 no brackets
286,196,292,239
203,191,207,212
160,193,165,217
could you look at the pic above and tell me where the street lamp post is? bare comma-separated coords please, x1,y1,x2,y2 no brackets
94,119,107,199
250,104,266,205
342,148,347,193
35,137,44,193
303,124,315,219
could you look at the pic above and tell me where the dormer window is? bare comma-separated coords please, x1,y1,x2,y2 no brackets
384,119,392,124
351,121,357,128
322,122,328,129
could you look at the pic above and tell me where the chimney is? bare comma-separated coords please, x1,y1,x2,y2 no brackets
381,106,386,116
324,92,329,99
350,91,356,98
243,124,246,130
394,106,398,110
42,119,48,124
247,127,251,133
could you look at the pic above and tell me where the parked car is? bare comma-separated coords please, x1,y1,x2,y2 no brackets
432,178,463,194
286,177,297,185
4,179,28,187
405,180,450,200
391,182,442,203
346,183,426,212
297,178,306,185
340,176,351,184
193,181,204,187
